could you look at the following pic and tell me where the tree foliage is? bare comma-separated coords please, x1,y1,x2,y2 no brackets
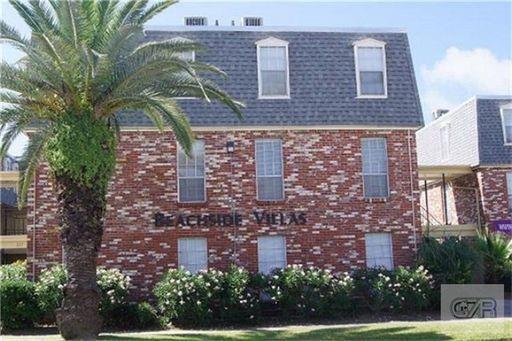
0,0,244,201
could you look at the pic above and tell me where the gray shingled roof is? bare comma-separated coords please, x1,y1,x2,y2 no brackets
476,97,512,165
118,27,423,128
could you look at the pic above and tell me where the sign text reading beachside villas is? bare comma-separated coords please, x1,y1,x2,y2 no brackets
154,211,307,227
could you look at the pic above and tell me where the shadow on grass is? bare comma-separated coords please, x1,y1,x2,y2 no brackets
99,326,451,341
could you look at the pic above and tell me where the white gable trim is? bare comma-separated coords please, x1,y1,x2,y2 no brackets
353,38,387,47
255,36,289,46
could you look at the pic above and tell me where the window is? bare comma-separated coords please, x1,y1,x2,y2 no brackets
170,37,195,62
507,173,512,211
365,233,393,270
501,108,512,145
361,138,389,198
178,238,207,273
255,139,284,200
178,140,205,202
258,236,286,274
354,39,387,97
440,124,451,160
256,37,290,98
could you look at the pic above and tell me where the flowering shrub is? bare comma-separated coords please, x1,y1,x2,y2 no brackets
353,266,434,313
96,267,131,325
35,264,67,323
392,266,434,311
31,264,131,326
0,261,27,281
266,265,354,318
154,266,259,326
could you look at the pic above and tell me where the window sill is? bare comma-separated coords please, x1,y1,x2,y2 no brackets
356,95,388,99
177,201,208,208
258,96,291,100
363,197,389,203
255,199,286,205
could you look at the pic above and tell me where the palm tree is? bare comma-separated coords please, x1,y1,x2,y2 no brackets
0,0,243,338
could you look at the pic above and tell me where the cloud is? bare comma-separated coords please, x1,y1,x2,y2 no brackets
420,47,512,120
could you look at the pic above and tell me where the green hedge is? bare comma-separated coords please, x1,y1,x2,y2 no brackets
0,279,41,331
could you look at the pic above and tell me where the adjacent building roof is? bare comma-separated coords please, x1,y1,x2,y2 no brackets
416,96,512,167
118,26,423,128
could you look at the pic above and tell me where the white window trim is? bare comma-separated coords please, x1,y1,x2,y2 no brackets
255,139,285,201
257,235,287,274
255,37,291,99
353,38,388,99
500,104,512,146
361,137,390,199
176,141,207,203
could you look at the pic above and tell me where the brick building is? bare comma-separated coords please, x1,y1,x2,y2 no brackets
27,22,424,296
417,96,512,236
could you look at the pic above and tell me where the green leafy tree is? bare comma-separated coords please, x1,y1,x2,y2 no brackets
0,0,242,338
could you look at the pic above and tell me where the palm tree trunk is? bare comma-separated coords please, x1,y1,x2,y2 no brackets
55,174,106,339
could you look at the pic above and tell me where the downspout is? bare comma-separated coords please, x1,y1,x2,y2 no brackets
407,130,418,252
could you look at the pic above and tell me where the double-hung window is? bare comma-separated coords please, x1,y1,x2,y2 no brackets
171,37,195,62
256,37,290,98
501,108,512,145
178,140,205,202
178,238,207,273
258,235,286,274
354,39,387,97
255,139,284,201
361,138,389,198
507,173,512,211
365,233,394,270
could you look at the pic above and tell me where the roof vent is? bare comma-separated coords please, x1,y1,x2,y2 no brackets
242,17,263,26
432,109,449,120
184,17,208,26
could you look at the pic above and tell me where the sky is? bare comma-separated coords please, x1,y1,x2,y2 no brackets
1,0,511,156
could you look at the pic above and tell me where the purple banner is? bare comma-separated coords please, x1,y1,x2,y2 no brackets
493,220,512,235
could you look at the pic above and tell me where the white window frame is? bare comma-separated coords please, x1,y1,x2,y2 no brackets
440,123,451,161
500,105,512,146
365,232,394,270
255,37,290,99
507,172,512,211
361,137,390,199
258,235,287,274
178,237,208,273
255,139,285,201
177,140,206,203
353,38,388,99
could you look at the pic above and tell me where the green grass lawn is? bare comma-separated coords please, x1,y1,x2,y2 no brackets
4,319,512,341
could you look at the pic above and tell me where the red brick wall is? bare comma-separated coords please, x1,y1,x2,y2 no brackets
476,167,512,223
27,129,421,297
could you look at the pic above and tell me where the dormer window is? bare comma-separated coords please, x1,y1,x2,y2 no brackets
353,38,387,98
501,104,512,145
171,37,195,62
256,37,290,99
